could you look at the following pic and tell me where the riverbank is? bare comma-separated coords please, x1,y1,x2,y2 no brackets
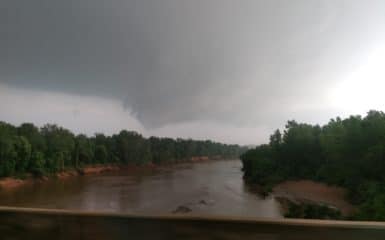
0,156,216,190
272,180,355,217
0,164,126,190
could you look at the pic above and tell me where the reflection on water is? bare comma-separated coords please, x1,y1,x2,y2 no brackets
0,160,282,218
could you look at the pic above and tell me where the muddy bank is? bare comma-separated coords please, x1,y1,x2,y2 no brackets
0,178,29,190
79,165,121,175
0,164,149,190
0,156,218,190
273,180,355,216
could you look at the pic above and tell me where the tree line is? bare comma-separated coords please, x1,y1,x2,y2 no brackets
0,121,245,177
241,110,385,221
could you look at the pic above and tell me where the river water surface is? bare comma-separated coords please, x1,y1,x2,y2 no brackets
0,160,282,218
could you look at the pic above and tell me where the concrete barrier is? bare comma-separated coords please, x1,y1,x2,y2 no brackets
0,207,384,239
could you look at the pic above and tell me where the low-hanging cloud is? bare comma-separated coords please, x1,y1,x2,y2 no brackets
1,0,385,144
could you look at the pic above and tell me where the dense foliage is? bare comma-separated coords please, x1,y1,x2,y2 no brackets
0,121,245,177
241,110,385,221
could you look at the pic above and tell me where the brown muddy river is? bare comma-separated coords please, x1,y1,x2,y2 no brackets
0,160,282,218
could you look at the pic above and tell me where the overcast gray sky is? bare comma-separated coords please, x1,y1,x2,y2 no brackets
1,0,385,144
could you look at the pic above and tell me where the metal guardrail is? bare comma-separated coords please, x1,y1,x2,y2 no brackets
0,207,385,239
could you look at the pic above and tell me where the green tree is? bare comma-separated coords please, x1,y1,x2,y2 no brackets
74,134,93,167
13,136,32,173
241,110,385,221
17,123,46,153
41,124,75,172
95,145,108,164
0,137,16,176
30,151,45,176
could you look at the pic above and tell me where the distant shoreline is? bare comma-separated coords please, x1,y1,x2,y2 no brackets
0,156,220,191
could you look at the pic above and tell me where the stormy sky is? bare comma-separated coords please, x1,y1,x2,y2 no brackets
1,0,385,144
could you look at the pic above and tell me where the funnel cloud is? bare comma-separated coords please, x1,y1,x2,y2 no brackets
1,0,385,144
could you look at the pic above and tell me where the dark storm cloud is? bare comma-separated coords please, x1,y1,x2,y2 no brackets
1,0,385,128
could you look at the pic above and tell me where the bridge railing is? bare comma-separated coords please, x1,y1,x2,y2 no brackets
0,206,384,239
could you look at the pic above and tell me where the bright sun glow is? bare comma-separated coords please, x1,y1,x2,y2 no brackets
331,46,385,115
